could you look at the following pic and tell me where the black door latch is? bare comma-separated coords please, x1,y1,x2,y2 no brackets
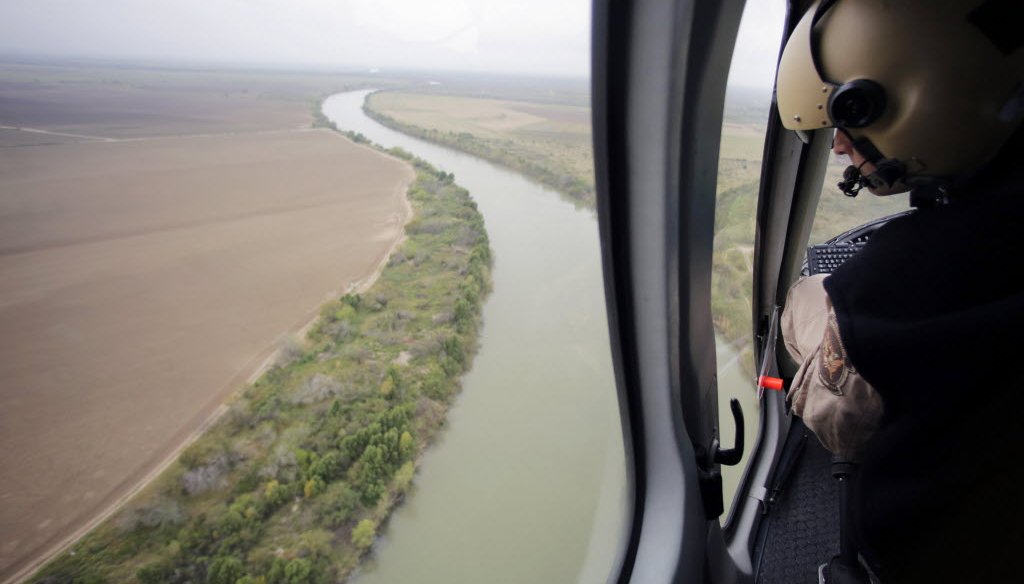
696,398,745,519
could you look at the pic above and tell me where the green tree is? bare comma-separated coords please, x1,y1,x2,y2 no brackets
423,367,449,400
454,298,473,332
399,431,415,459
352,519,377,551
264,480,290,508
394,461,415,493
341,293,362,309
316,482,359,528
354,445,388,505
284,558,312,584
309,451,342,482
266,558,286,584
379,375,395,397
207,556,244,584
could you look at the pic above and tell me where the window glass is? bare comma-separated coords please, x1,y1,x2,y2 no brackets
0,2,625,583
711,0,786,520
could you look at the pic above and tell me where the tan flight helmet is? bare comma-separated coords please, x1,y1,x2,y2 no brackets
777,0,1024,188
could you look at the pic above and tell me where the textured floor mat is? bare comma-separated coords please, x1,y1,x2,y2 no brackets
755,426,840,584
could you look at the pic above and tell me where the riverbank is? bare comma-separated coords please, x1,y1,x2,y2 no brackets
28,136,492,584
363,91,596,207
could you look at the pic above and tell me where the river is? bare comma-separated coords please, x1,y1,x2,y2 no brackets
322,90,757,583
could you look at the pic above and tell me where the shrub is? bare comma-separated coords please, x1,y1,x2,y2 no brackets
118,499,184,532
264,480,290,509
274,337,305,368
394,461,415,494
342,293,362,309
182,454,233,496
351,519,377,551
314,482,359,528
290,373,343,405
137,560,173,584
206,556,244,584
285,559,310,582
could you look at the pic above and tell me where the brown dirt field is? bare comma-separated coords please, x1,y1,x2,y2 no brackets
0,128,413,581
0,62,391,139
0,83,310,138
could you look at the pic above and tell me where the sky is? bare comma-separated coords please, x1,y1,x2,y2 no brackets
0,0,786,84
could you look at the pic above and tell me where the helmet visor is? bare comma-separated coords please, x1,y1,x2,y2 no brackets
777,1,836,131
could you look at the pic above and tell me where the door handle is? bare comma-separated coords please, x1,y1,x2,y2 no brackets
714,398,744,466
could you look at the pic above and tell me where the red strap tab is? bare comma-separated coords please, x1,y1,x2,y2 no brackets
758,376,784,391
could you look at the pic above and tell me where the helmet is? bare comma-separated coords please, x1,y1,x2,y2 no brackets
776,0,1024,188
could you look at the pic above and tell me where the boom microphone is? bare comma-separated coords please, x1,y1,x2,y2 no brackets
837,160,872,197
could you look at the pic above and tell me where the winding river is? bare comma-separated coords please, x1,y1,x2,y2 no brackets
323,91,757,583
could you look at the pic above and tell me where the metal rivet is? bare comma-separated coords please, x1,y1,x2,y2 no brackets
821,120,828,126
822,86,829,93
793,115,802,122
817,104,823,110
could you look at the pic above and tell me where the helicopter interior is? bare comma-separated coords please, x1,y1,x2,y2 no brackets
4,2,1015,577
591,1,925,582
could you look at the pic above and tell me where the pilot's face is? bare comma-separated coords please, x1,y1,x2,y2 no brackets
832,129,874,175
831,130,907,196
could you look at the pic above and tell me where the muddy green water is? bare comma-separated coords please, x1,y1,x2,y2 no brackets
323,91,756,583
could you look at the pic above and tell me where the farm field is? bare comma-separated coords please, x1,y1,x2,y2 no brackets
0,62,392,139
0,63,414,582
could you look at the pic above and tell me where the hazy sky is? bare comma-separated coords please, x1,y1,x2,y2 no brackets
0,0,785,83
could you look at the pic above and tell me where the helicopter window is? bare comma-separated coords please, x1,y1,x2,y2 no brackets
711,0,785,521
0,2,628,583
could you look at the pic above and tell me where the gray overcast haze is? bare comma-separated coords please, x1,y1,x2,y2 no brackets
1,0,785,83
